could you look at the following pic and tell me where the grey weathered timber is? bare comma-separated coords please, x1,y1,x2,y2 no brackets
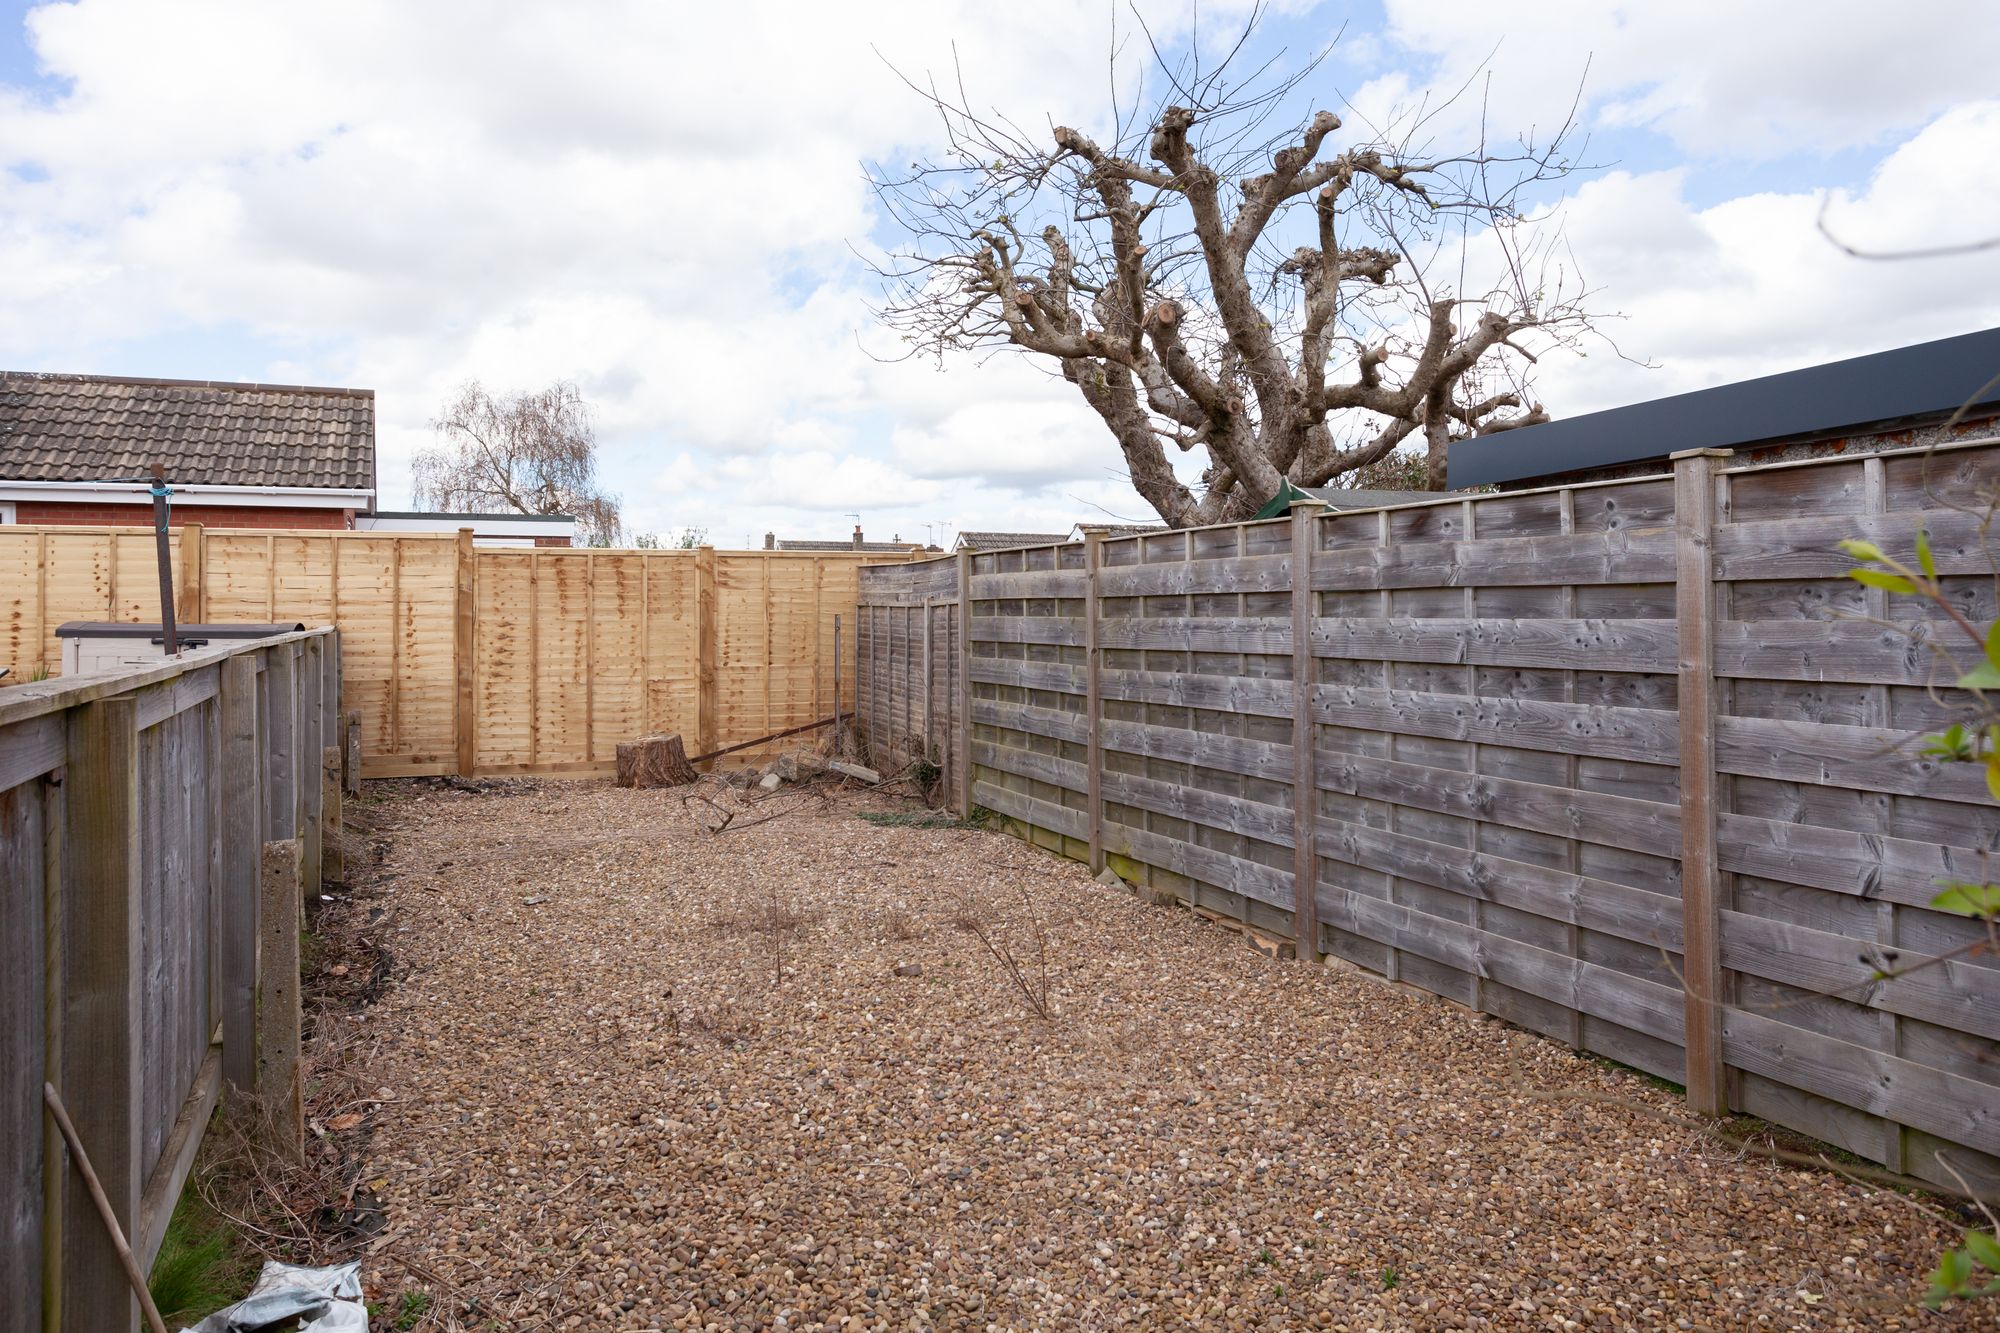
322,747,344,886
265,644,298,842
217,656,261,1091
0,755,49,1333
955,555,973,817
1291,503,1323,957
1312,617,1676,673
59,696,143,1333
257,839,304,1162
1675,449,1728,1116
300,636,324,895
1084,532,1105,873
854,437,2000,1193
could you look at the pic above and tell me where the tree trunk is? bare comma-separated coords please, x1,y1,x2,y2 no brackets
615,733,699,788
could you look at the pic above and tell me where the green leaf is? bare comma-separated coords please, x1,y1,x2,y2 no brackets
1965,1230,2000,1273
1957,663,2000,691
1989,753,2000,804
1916,526,1937,579
1850,568,1918,595
1840,538,1886,562
1932,882,2000,918
1986,620,2000,672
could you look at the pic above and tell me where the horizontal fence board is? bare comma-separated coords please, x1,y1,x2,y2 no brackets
1722,1008,2000,1158
969,570,1087,600
1717,811,1992,909
972,739,1087,794
1321,888,1687,1048
1098,717,1294,783
1100,668,1295,719
973,780,1088,841
1312,685,1681,766
1310,527,1676,590
1720,910,2000,1041
1097,616,1292,654
972,697,1092,745
1716,715,1998,804
968,615,1086,647
1097,553,1291,597
1316,816,1684,952
1714,509,1990,579
1105,822,1294,910
1313,617,1676,673
1103,767,1294,848
1714,620,1961,686
1315,749,1682,860
0,715,64,790
969,657,1088,695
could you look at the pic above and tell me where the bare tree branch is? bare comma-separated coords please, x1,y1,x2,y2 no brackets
412,380,623,544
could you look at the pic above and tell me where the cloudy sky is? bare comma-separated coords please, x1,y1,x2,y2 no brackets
2,1,1996,548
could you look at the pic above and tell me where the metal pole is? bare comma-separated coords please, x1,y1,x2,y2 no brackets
149,463,179,655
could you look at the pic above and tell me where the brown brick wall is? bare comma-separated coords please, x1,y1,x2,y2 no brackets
12,500,355,529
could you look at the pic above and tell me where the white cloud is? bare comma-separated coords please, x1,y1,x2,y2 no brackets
0,0,1996,546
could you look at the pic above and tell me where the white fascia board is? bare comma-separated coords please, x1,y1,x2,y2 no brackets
0,480,373,508
357,514,575,538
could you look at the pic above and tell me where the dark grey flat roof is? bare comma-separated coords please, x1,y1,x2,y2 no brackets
1448,326,2000,488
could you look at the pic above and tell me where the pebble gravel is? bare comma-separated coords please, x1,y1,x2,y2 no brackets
341,779,1985,1330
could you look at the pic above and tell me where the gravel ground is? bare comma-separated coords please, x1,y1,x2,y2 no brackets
334,777,1986,1331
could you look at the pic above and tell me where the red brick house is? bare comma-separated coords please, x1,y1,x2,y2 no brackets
0,371,376,528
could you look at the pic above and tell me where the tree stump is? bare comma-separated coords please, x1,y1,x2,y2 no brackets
616,733,699,788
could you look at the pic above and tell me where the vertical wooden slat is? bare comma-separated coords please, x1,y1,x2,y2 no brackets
59,695,142,1333
955,553,973,818
1674,448,1729,1116
454,530,476,778
175,523,204,625
584,552,596,764
1460,497,1482,1009
1859,455,1907,1171
1376,509,1401,984
1291,502,1325,959
217,655,260,1091
39,762,66,1333
1557,487,1584,1049
299,636,324,896
694,547,718,764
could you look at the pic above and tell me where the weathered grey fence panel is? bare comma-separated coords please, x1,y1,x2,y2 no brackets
858,438,2000,1197
0,627,337,1331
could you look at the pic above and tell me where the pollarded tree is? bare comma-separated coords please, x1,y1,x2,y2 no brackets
869,18,1604,526
413,380,622,544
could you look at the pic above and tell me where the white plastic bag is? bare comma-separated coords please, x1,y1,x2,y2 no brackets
179,1259,368,1332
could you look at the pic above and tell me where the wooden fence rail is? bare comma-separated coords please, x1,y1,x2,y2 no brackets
857,439,2000,1198
1,628,336,1332
0,532,917,778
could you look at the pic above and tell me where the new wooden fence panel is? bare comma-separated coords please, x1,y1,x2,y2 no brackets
855,439,2000,1196
2,532,901,778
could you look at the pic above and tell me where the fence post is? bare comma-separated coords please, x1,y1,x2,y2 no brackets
1291,500,1327,960
265,645,297,844
1083,532,1105,873
694,547,718,765
59,695,143,1332
258,839,305,1162
1674,448,1730,1116
176,521,205,624
954,552,973,819
218,654,261,1092
300,636,324,897
343,712,362,798
322,747,344,886
454,529,476,778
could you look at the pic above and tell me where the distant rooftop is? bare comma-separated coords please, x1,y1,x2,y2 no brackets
0,371,375,491
953,530,1070,551
1448,325,2000,489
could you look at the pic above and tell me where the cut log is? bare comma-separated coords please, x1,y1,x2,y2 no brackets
615,733,699,788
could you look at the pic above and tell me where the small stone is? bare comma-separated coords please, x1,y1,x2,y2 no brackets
894,963,923,978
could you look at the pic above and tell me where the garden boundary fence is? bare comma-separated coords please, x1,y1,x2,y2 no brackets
1,628,339,1332
857,439,2000,1197
0,532,919,777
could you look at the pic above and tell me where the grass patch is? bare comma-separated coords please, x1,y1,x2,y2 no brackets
858,807,991,830
148,1187,259,1326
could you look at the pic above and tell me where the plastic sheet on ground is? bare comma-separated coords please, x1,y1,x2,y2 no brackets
179,1259,367,1332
